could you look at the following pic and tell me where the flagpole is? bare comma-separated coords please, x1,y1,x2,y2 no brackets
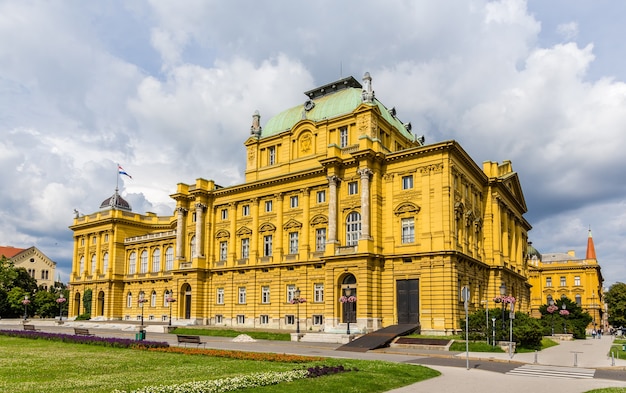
116,163,120,191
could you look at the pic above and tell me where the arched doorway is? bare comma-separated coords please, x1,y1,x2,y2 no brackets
73,292,81,316
181,283,192,319
341,274,357,323
97,291,105,317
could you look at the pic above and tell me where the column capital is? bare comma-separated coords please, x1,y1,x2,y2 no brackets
195,202,207,210
358,168,373,179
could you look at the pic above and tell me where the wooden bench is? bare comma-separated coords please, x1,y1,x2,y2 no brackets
74,328,94,336
23,324,39,331
177,334,205,347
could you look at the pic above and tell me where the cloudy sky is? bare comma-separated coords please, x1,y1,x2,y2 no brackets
1,0,625,287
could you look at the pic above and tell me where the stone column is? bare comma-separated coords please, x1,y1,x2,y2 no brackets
175,207,187,260
358,168,373,239
195,203,207,257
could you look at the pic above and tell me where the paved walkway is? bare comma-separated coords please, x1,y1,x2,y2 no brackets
2,319,626,392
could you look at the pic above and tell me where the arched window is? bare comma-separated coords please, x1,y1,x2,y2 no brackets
346,212,361,246
140,250,148,273
190,236,197,258
128,252,136,274
151,290,157,307
126,292,133,308
102,252,109,272
164,290,171,307
152,248,161,272
90,254,96,272
79,256,85,273
165,247,174,270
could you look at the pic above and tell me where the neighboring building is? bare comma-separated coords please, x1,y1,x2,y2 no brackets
528,230,604,329
69,73,532,334
0,245,57,290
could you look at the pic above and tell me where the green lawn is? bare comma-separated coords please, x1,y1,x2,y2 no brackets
171,327,292,341
0,336,439,393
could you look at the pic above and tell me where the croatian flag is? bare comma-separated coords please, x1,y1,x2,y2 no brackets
118,164,132,179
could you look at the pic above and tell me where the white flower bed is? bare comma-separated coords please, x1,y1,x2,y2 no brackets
113,369,309,393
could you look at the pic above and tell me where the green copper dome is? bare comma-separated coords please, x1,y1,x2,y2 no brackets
260,75,414,141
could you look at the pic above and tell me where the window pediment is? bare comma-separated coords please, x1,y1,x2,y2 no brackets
216,230,230,239
236,226,252,237
283,219,302,231
394,202,420,216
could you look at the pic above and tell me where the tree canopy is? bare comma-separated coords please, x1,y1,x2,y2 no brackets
605,282,626,328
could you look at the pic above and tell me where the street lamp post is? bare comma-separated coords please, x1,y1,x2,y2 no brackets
345,286,352,335
561,303,568,334
509,301,515,358
294,288,301,335
137,292,147,340
492,318,496,347
167,291,176,327
22,295,30,321
57,293,66,321
481,299,490,345
499,283,507,333
548,299,556,336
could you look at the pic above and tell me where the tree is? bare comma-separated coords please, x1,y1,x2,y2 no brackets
0,256,18,291
538,296,592,339
605,282,626,328
82,288,93,317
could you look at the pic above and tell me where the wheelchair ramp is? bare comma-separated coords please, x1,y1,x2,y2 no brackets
336,324,419,352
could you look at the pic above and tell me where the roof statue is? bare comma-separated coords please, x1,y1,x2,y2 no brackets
250,110,262,137
361,72,374,103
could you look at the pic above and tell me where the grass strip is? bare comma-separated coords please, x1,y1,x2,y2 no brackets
0,335,439,393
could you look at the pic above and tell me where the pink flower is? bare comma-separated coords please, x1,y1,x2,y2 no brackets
559,309,570,316
290,298,306,304
340,296,357,303
546,305,558,313
493,295,516,304
166,297,176,303
21,299,31,305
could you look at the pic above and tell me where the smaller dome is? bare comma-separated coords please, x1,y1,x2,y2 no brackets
100,189,132,211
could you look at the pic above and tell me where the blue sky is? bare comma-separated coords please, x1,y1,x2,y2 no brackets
1,0,625,287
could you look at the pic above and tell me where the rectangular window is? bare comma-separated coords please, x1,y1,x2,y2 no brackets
574,276,581,286
401,218,415,243
402,175,413,190
215,314,223,324
241,238,250,259
264,235,273,256
260,315,269,325
313,315,323,325
221,209,228,220
286,284,296,302
316,190,326,203
339,127,348,148
238,287,246,304
285,315,295,325
265,200,273,212
104,234,109,242
140,252,148,273
165,248,174,271
219,241,228,261
348,181,358,195
546,277,552,287
314,283,324,302
289,232,299,254
315,228,326,251
216,288,224,305
268,146,276,165
560,276,566,286
261,286,270,304
290,195,299,208
242,205,250,216
152,250,160,272
237,315,245,324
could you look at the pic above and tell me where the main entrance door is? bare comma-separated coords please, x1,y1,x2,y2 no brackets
396,279,419,324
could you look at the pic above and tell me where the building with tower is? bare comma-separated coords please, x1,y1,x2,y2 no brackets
528,230,604,330
68,73,532,335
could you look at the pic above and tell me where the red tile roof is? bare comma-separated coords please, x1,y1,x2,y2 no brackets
0,246,26,258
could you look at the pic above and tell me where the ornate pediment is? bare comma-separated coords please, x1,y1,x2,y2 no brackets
283,219,302,231
215,229,230,239
394,202,420,216
259,222,276,233
236,226,252,237
310,214,328,226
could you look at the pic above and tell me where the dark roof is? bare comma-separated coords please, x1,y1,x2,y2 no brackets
99,189,132,211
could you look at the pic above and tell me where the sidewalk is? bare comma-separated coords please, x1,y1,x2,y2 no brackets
2,320,626,392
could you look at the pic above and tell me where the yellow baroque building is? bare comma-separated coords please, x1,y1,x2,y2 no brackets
69,73,532,334
528,231,604,330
